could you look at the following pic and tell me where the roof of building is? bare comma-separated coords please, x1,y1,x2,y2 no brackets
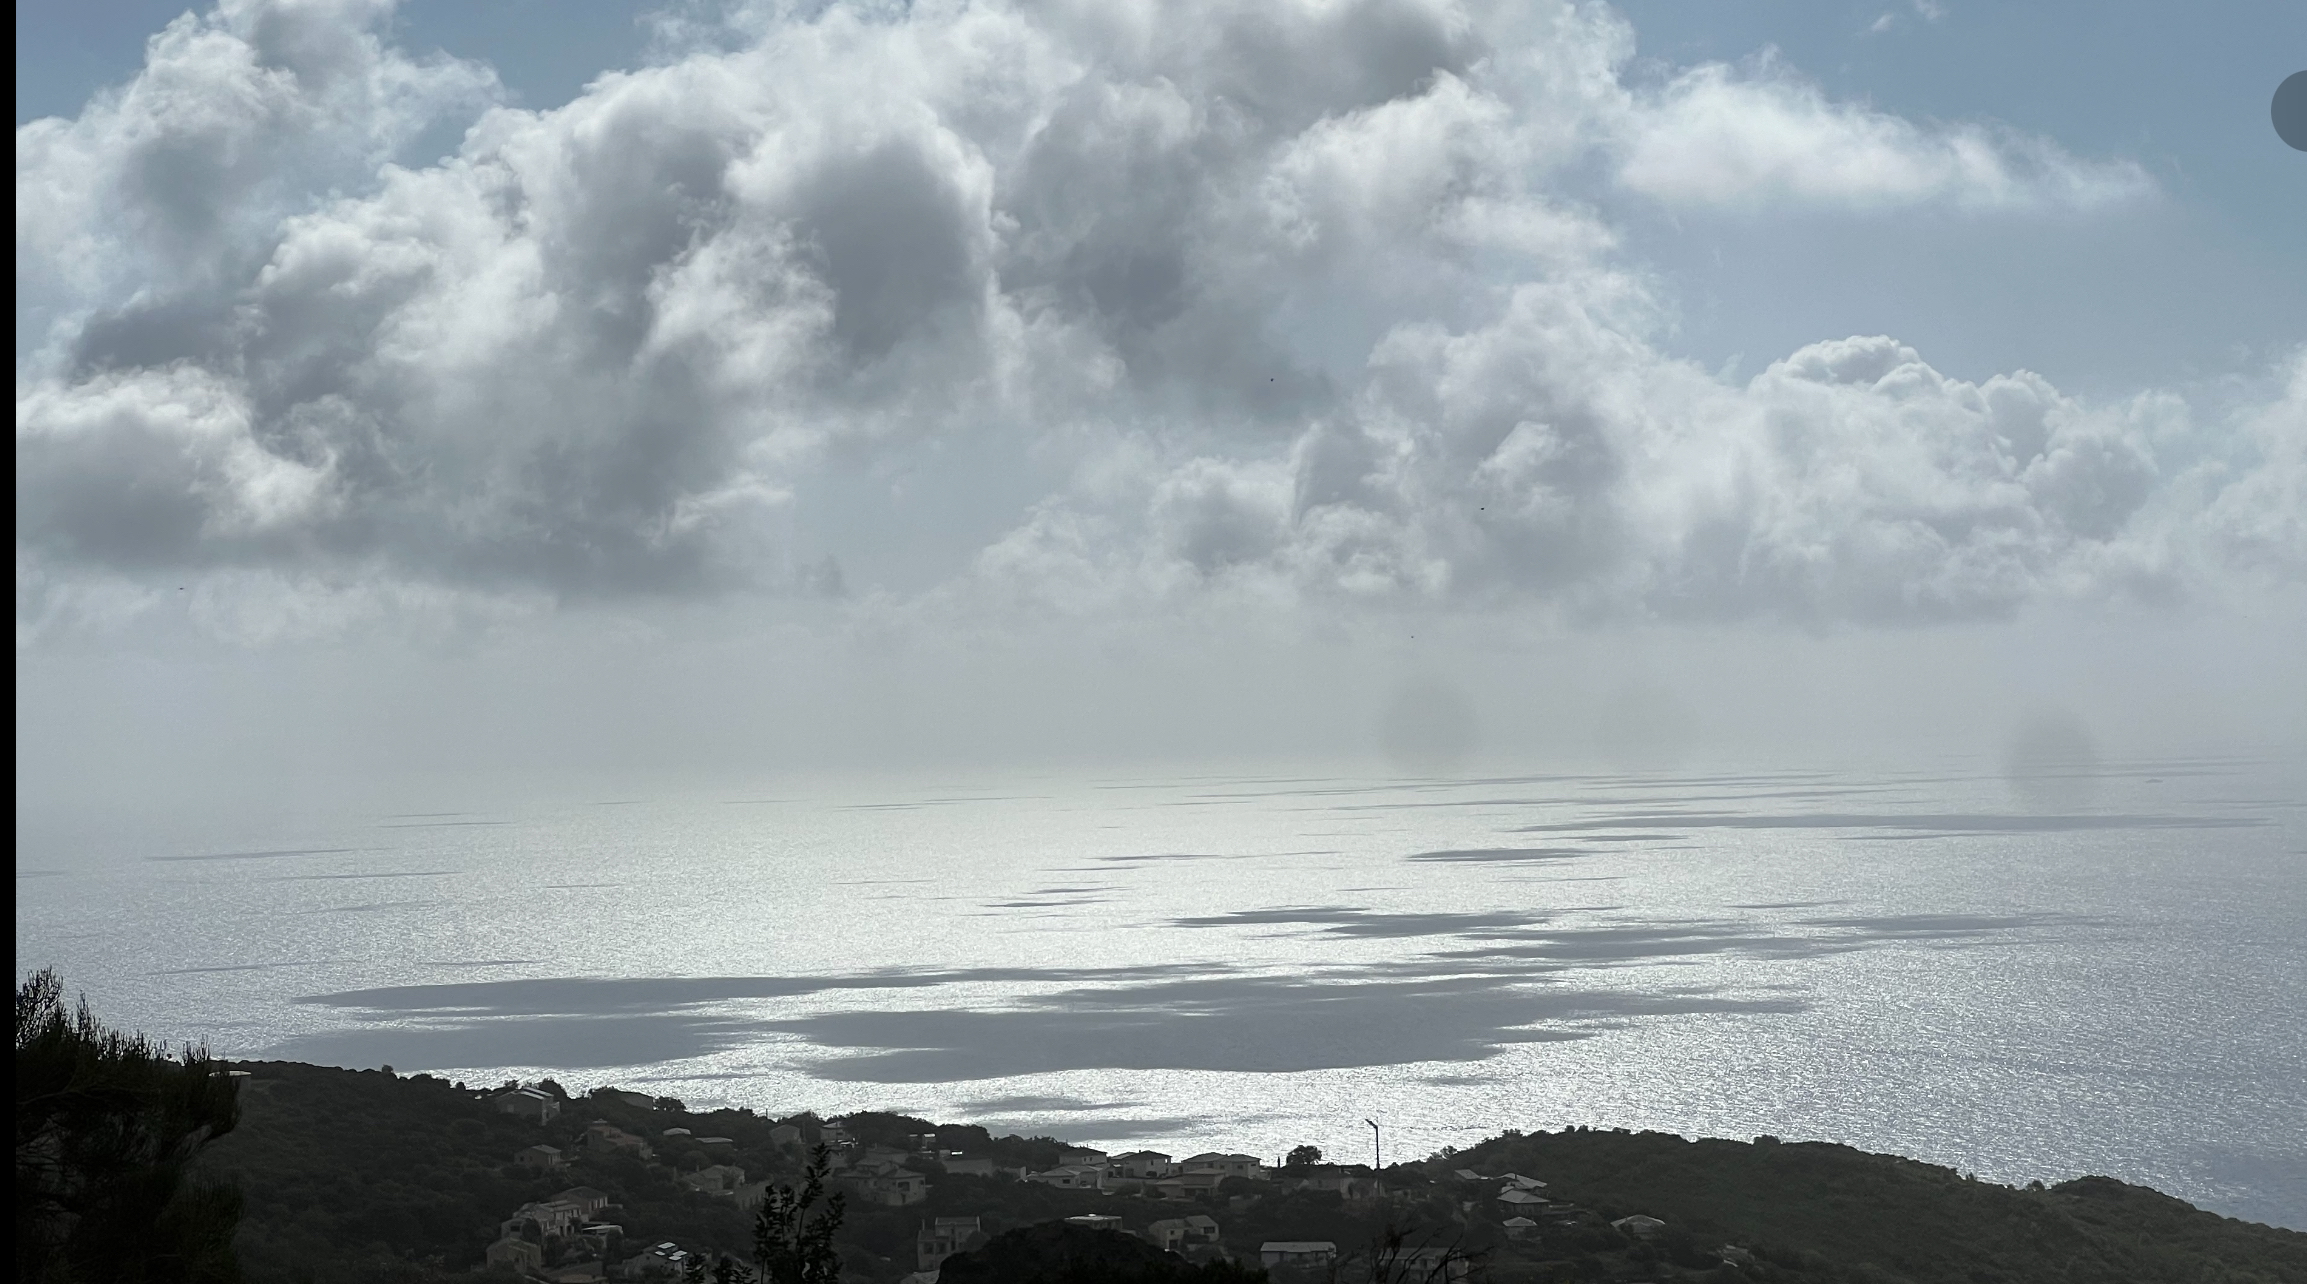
1261,1242,1336,1253
1503,1216,1537,1227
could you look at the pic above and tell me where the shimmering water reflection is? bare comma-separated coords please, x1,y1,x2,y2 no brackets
14,758,2305,1228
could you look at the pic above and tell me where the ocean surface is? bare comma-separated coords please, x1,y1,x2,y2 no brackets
16,755,2307,1229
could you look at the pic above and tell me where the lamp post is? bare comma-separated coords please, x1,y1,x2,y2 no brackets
1365,1118,1381,1173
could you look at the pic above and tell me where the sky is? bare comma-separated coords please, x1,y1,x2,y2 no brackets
14,0,2307,818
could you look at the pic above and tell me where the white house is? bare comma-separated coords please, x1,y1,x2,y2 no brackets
1260,1242,1337,1268
502,1200,583,1241
491,1087,560,1124
1026,1164,1105,1191
1148,1171,1225,1201
917,1216,983,1271
680,1164,747,1195
843,1160,930,1207
1382,1247,1472,1283
555,1187,613,1219
1146,1214,1221,1253
485,1236,545,1275
1288,1166,1379,1198
1182,1153,1266,1181
1111,1151,1177,1179
586,1121,654,1159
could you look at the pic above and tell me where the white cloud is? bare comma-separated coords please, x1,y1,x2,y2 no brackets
1617,60,2153,212
12,0,2290,650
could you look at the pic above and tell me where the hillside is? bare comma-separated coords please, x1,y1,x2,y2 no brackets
194,1061,2306,1283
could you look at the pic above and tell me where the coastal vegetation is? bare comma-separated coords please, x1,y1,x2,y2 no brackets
187,1060,2305,1283
16,977,2302,1284
15,969,245,1283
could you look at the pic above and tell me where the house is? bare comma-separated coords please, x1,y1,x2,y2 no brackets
1502,1216,1538,1241
608,1090,656,1109
843,1160,929,1207
556,1187,614,1219
1148,1171,1225,1201
1025,1164,1105,1191
680,1164,746,1196
1260,1242,1337,1268
613,1242,694,1280
1110,1151,1177,1179
1499,1173,1547,1191
1451,1168,1485,1182
697,1136,735,1147
486,1235,546,1275
573,1224,624,1256
585,1121,654,1159
1612,1214,1665,1238
1059,1148,1110,1169
516,1144,567,1171
769,1124,804,1147
1496,1188,1547,1210
1382,1247,1472,1283
502,1199,584,1241
1288,1165,1379,1198
662,1127,692,1138
492,1087,561,1124
938,1153,995,1177
917,1216,983,1271
1145,1214,1220,1253
1063,1214,1124,1232
734,1181,771,1212
1182,1153,1265,1181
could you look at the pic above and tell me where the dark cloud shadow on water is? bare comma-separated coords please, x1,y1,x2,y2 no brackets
968,1116,1212,1142
263,1012,766,1071
264,912,2097,1075
1404,847,1591,864
1172,906,1547,937
956,1094,1143,1113
1515,812,2264,836
777,973,1802,1082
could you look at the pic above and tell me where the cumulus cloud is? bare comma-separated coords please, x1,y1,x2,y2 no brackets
12,0,2296,643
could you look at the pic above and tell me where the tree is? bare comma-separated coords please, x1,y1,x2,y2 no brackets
15,968,244,1284
1287,1145,1324,1168
752,1143,846,1284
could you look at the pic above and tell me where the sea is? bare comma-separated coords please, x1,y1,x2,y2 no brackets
15,754,2306,1230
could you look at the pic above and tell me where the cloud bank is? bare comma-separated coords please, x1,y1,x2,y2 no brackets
15,0,2299,642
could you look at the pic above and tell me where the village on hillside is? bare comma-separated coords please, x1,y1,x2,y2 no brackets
476,1083,1672,1281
